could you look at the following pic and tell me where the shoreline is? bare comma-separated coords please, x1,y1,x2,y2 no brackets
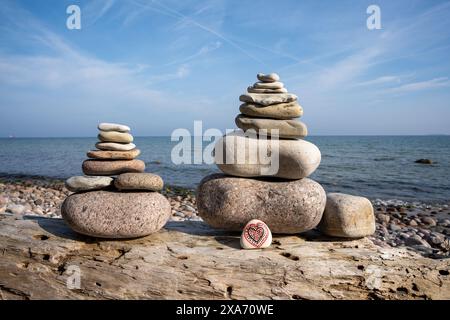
0,174,449,259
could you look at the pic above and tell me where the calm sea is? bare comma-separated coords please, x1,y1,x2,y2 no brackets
0,136,449,204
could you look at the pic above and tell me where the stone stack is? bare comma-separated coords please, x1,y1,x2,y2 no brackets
197,73,327,234
61,122,170,239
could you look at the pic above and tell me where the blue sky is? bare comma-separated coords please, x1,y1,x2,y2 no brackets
0,0,450,137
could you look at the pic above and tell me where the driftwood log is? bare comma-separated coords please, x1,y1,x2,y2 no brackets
0,214,449,300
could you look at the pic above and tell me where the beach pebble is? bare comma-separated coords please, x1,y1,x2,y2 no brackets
247,87,288,94
98,122,130,132
95,142,136,151
240,219,272,249
215,131,321,179
87,149,141,160
98,131,134,144
239,102,303,119
377,213,390,225
114,173,163,191
61,191,171,238
82,159,145,176
421,217,437,226
319,193,375,238
235,115,308,139
405,235,431,247
6,204,25,215
257,73,280,82
197,174,326,234
239,93,297,106
252,81,284,90
65,176,114,192
0,196,9,207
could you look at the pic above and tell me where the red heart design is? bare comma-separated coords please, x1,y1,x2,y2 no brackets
244,222,268,247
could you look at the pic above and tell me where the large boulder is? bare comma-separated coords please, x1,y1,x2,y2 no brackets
61,191,171,238
196,174,326,234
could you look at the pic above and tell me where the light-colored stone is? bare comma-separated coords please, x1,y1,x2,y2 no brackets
98,131,133,144
215,131,321,179
98,122,130,132
235,115,307,139
197,174,326,234
95,142,136,151
114,173,163,191
319,193,375,238
253,81,284,89
240,219,272,249
1,214,449,300
82,159,145,176
65,176,113,192
87,149,141,160
61,191,171,238
257,73,280,82
247,87,288,94
6,204,25,215
239,93,297,106
240,102,302,119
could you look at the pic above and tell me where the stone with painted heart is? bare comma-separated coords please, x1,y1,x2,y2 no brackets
240,219,272,249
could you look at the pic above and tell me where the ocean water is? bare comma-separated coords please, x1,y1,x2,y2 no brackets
0,136,449,204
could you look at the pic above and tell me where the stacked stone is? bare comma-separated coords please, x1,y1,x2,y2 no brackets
196,73,326,235
61,123,171,239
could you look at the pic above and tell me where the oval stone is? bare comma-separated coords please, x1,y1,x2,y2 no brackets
257,73,280,82
235,115,308,139
197,174,326,234
215,131,321,179
98,122,130,132
240,219,272,249
253,81,284,89
61,191,171,238
114,173,164,191
82,159,145,176
247,87,288,94
240,102,303,119
65,176,113,192
98,131,133,143
87,149,141,160
95,142,136,151
239,93,297,106
319,193,375,238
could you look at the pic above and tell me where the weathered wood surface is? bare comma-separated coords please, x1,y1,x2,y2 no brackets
0,214,449,300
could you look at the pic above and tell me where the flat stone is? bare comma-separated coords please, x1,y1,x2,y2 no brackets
114,173,163,191
82,159,145,176
215,131,321,179
257,73,280,82
197,174,326,234
240,219,272,249
247,87,288,94
319,193,375,238
239,93,297,106
87,149,141,160
61,191,171,238
253,81,284,89
98,131,133,144
239,102,303,119
235,115,307,139
98,122,130,132
65,176,113,192
95,142,136,151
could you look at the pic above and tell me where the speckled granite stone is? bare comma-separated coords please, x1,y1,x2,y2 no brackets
239,102,302,119
114,173,164,191
61,190,171,238
197,174,326,234
86,149,141,160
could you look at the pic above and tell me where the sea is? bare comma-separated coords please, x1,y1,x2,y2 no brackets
0,136,449,204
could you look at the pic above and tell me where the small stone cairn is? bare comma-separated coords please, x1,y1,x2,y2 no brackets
61,123,171,238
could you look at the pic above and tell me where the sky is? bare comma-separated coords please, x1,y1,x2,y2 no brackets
0,0,450,137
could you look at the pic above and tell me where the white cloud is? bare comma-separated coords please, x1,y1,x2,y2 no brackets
387,77,450,93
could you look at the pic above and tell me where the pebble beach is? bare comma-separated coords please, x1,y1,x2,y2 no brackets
1,174,448,259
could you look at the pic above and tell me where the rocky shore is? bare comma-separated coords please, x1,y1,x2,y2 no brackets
0,175,448,259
